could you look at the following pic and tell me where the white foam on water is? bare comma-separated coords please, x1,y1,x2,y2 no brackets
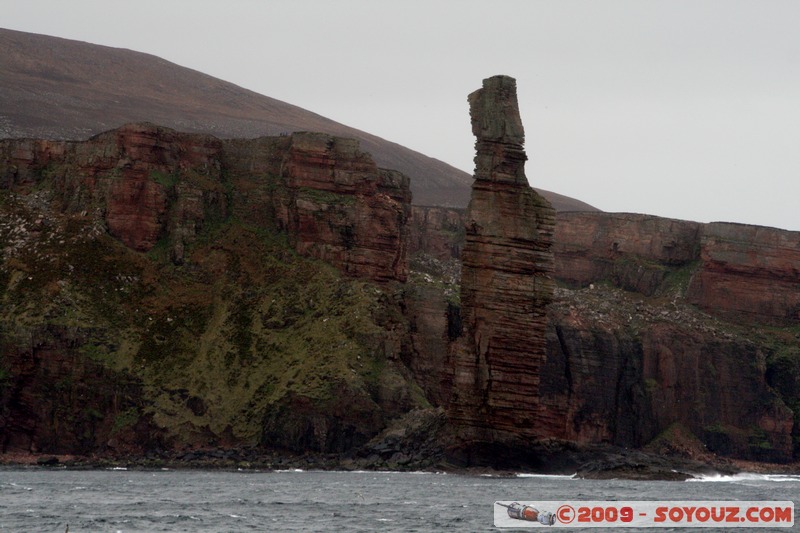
340,470,442,475
515,473,577,480
687,472,800,483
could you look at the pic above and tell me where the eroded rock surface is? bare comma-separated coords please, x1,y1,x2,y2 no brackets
687,222,800,324
0,124,409,282
0,124,414,457
447,76,556,458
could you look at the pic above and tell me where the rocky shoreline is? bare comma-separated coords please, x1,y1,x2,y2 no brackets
5,405,794,480
4,444,798,481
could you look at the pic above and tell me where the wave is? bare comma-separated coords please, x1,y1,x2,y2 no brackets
515,473,577,479
687,472,800,483
271,469,444,475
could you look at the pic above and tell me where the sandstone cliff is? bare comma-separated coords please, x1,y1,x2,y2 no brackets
543,286,794,462
406,76,798,465
223,132,410,282
0,124,408,283
2,116,799,468
413,208,800,326
411,206,800,463
1,123,227,263
0,124,419,456
687,222,800,324
554,212,800,326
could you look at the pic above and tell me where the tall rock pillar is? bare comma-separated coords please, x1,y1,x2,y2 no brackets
447,75,556,463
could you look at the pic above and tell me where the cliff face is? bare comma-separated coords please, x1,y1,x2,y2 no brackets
0,124,408,283
447,76,556,456
0,124,226,263
0,124,418,457
686,223,800,324
223,133,410,283
408,205,464,261
0,324,162,455
554,212,800,326
413,208,800,325
553,213,701,296
543,287,794,462
403,76,798,464
2,117,799,466
411,205,799,462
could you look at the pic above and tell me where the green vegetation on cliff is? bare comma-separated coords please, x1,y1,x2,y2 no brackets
0,189,420,453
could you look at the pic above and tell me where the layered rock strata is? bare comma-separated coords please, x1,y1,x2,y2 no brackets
412,207,800,325
686,222,800,324
414,203,797,461
0,124,410,283
0,325,162,455
542,287,794,461
0,123,227,263
222,132,410,282
555,213,800,326
0,124,415,457
447,76,556,458
408,205,465,261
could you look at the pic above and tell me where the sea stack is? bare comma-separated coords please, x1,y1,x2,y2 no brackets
447,75,556,464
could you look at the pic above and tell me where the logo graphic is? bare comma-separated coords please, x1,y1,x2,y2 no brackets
496,502,557,526
494,500,794,528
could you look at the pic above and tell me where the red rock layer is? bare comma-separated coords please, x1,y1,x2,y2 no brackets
554,212,701,295
0,325,161,455
447,76,556,448
687,222,800,324
1,125,411,282
409,207,800,325
553,212,800,325
542,298,794,461
0,123,226,260
281,134,409,282
223,132,411,282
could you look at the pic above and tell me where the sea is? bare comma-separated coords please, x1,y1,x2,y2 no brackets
1,467,798,532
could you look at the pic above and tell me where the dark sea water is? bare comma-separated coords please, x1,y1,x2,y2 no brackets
1,467,798,532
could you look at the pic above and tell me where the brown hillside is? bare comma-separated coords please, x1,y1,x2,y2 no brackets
0,27,598,212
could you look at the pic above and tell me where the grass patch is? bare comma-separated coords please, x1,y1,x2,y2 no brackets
149,170,177,188
297,187,356,206
112,408,140,435
657,260,701,298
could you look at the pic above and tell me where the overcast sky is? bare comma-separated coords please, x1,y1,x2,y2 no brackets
4,0,800,231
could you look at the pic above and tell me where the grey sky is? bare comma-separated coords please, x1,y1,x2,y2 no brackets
4,0,800,231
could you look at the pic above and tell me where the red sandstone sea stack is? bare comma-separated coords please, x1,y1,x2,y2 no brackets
447,75,556,463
